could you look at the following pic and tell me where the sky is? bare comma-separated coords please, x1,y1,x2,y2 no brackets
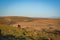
0,0,60,18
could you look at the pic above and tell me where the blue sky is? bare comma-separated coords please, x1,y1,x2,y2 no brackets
0,0,60,18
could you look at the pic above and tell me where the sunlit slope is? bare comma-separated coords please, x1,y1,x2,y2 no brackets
0,16,60,30
0,24,25,37
0,24,60,40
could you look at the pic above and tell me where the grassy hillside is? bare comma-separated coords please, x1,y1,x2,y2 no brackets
0,16,60,30
0,16,60,40
0,24,60,40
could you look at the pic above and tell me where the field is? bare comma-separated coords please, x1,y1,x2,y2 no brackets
0,16,60,40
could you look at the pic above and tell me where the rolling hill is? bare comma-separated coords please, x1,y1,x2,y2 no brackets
0,16,60,31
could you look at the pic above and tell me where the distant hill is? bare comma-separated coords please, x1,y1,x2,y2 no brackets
0,16,32,24
0,16,60,30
